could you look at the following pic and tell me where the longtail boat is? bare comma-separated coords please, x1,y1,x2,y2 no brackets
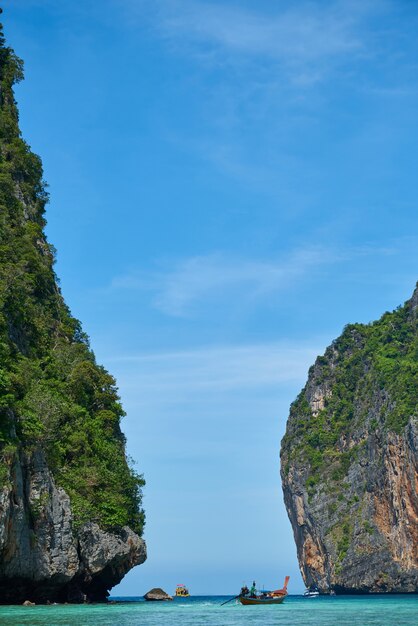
238,576,289,606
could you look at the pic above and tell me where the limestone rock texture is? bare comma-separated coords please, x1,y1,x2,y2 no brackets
280,286,418,593
0,449,146,603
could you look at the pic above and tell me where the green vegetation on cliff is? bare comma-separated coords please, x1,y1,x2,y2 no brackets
282,287,418,487
0,24,144,534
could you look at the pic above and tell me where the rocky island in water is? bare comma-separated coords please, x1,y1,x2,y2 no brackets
281,286,418,593
0,22,145,603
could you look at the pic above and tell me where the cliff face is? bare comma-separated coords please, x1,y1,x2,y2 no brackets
0,449,146,603
281,287,418,593
0,22,145,602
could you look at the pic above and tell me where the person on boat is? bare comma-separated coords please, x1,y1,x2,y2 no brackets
250,581,257,597
240,585,249,596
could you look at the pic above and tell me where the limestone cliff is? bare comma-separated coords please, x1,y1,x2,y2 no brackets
0,18,145,602
281,286,418,593
0,449,146,603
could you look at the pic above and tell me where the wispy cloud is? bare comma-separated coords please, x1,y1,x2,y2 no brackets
163,1,360,65
110,246,333,316
107,340,324,400
118,0,397,191
109,242,400,317
125,0,383,85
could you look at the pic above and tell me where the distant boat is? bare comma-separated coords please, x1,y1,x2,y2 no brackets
238,576,289,606
303,586,319,597
175,584,190,597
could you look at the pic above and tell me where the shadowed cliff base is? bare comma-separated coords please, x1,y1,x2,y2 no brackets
281,284,418,594
0,15,145,602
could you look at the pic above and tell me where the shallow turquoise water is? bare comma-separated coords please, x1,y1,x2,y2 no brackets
0,595,416,626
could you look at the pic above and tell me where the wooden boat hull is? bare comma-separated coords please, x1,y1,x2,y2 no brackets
239,595,286,605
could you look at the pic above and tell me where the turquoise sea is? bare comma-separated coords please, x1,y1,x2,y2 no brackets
0,595,416,626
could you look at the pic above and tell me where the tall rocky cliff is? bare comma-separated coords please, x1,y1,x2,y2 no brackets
281,286,418,593
0,21,146,602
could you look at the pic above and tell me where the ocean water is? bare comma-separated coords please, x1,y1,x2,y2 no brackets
0,594,416,626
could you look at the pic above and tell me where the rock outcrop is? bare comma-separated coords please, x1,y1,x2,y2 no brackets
144,588,172,601
0,448,146,603
281,285,418,593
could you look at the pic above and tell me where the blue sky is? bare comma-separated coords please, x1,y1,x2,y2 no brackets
4,0,418,594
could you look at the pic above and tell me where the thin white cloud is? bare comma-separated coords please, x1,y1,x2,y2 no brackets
124,0,383,84
118,0,405,193
110,246,333,316
163,2,360,58
107,340,324,398
155,248,329,316
109,243,400,317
